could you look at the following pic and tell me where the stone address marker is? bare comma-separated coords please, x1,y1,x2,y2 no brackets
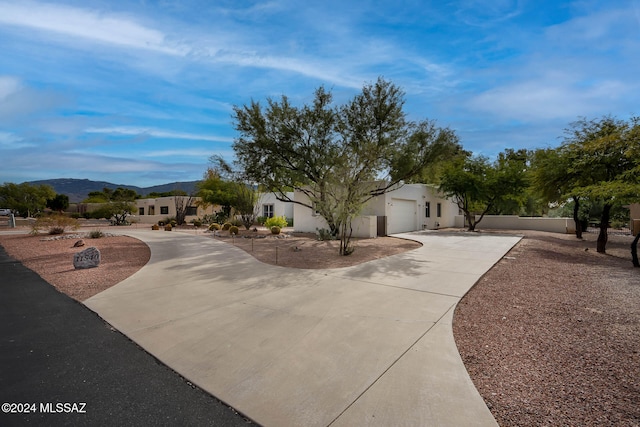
73,247,101,269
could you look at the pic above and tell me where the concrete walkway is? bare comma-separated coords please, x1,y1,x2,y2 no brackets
85,230,521,426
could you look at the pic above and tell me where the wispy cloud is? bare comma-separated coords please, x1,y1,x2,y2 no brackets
0,1,638,186
0,76,69,124
0,131,35,149
0,1,367,87
84,127,233,143
0,0,187,55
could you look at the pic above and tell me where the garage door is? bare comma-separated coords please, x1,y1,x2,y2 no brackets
388,198,417,234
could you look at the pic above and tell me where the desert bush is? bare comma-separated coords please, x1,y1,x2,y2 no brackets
222,222,232,231
164,224,172,231
316,228,336,241
208,223,221,231
200,214,216,225
264,215,288,229
191,218,203,227
152,224,160,230
270,226,281,235
229,225,239,235
89,230,104,239
31,214,79,235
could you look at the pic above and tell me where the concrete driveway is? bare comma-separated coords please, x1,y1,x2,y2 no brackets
85,230,521,426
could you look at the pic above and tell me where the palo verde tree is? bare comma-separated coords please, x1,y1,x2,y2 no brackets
83,187,138,225
197,156,259,229
233,77,460,255
561,116,640,253
439,149,529,231
530,147,587,238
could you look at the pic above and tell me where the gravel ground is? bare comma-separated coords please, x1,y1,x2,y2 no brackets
2,226,639,425
208,229,422,269
0,231,150,301
453,230,640,426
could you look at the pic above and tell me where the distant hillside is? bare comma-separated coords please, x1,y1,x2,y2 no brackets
27,178,200,203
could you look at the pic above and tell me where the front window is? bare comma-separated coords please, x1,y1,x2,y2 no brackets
263,204,274,218
437,203,442,218
186,206,198,216
138,207,144,215
160,206,169,215
425,202,431,218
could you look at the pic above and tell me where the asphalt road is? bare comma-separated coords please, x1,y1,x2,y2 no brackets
0,245,254,427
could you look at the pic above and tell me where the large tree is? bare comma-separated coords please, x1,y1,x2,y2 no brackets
0,182,56,217
439,149,529,231
46,194,70,212
83,187,137,225
530,147,586,238
561,116,640,253
197,157,259,229
232,77,459,254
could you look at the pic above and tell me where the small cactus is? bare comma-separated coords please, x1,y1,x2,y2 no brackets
270,226,281,235
229,225,239,235
208,223,221,231
164,224,172,231
222,222,232,231
152,224,159,230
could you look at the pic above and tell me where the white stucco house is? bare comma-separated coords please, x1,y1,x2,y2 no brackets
292,183,459,237
255,192,294,220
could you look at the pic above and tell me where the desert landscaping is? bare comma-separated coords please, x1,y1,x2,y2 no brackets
0,226,638,426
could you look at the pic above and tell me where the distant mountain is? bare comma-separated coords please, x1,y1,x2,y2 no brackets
27,178,200,203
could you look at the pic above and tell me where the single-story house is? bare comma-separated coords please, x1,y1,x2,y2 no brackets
292,183,458,237
134,196,214,224
255,192,294,220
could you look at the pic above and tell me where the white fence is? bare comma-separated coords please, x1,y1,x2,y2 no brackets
454,215,573,234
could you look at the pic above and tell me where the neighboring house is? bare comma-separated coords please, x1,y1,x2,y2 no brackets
293,183,458,237
135,196,214,224
256,192,294,220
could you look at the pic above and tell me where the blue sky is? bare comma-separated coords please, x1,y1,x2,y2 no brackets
1,0,638,187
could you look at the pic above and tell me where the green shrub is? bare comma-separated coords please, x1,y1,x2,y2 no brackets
270,226,281,235
229,225,239,235
170,220,177,227
208,223,221,231
222,222,232,231
256,216,266,225
230,217,243,227
264,215,288,229
286,217,293,227
70,213,82,219
192,218,203,227
89,230,104,239
316,228,336,241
